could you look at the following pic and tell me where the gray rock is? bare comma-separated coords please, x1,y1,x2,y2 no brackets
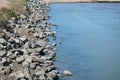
52,43,57,47
16,56,25,63
48,70,58,80
63,70,72,76
30,63,36,69
0,44,4,50
46,66,56,72
0,62,3,67
29,42,36,48
22,61,29,66
0,51,6,57
33,33,39,38
2,57,7,63
35,40,47,47
45,45,50,49
4,66,11,75
38,74,46,80
35,70,45,76
23,66,32,80
39,34,44,39
10,70,24,78
14,38,20,44
19,36,27,42
20,15,26,19
24,42,29,49
23,55,33,63
52,31,56,36
0,38,6,44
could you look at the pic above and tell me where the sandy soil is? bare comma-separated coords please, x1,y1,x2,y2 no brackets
0,0,10,9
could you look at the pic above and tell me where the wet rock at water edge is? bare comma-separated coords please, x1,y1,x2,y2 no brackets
63,70,72,76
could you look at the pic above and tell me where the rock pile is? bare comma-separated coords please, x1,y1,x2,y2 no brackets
0,0,59,80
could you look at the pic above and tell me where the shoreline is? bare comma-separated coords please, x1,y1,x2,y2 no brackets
44,0,120,4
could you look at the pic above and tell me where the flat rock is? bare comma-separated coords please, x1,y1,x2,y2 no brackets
16,56,25,63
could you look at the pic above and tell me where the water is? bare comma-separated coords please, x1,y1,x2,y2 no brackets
50,3,120,80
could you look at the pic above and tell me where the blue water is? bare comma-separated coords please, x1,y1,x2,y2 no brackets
50,3,120,80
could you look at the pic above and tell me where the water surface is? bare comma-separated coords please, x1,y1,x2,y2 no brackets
50,3,120,80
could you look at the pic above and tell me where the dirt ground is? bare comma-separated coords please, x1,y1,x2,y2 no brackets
0,0,10,9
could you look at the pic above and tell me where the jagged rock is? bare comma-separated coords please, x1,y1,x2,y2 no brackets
46,66,56,72
23,55,33,63
13,38,20,44
9,70,24,78
24,42,29,49
38,74,46,80
23,66,32,80
22,61,29,67
35,40,47,47
35,70,45,76
52,43,57,47
20,15,26,19
29,42,36,48
4,66,12,75
6,51,13,57
2,57,7,63
30,63,36,69
45,45,50,49
16,56,25,63
48,70,58,80
63,70,72,76
0,38,6,44
52,31,56,36
19,36,27,42
0,51,6,57
33,33,39,38
39,34,44,39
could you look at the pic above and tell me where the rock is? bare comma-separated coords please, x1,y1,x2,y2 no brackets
20,15,26,19
63,70,72,76
23,55,33,63
22,61,29,66
38,74,46,80
16,56,25,63
48,70,58,80
33,33,39,38
46,66,56,72
0,62,3,67
0,51,6,57
35,70,45,76
0,44,4,50
29,42,36,48
0,38,6,44
13,38,20,44
19,36,27,42
11,17,16,20
39,34,44,39
30,63,36,69
24,42,29,49
23,66,32,80
41,56,47,60
52,43,57,47
4,66,12,75
2,57,7,63
10,70,24,78
52,31,56,36
45,45,50,49
35,40,47,47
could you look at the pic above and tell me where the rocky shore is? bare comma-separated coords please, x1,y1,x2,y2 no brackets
44,0,120,3
0,0,65,80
